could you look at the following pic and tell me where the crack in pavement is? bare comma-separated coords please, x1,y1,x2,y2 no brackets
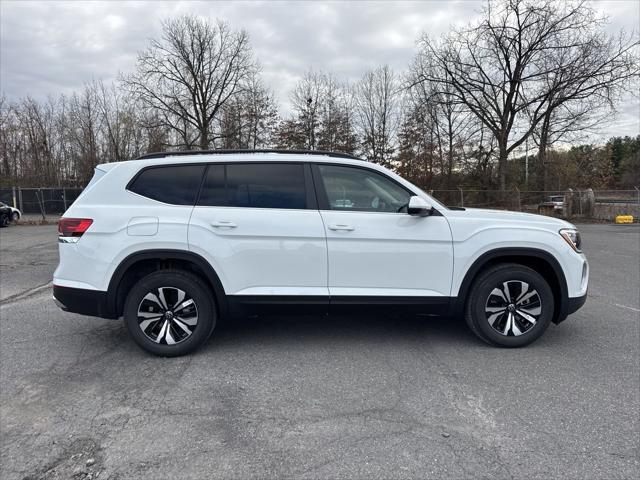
0,281,53,306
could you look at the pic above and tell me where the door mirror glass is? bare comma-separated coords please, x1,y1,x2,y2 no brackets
408,196,432,216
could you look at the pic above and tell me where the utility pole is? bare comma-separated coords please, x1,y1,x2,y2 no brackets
525,137,529,186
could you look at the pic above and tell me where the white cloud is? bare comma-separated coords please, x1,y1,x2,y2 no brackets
1,0,638,139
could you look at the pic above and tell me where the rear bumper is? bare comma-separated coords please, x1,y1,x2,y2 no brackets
53,285,118,319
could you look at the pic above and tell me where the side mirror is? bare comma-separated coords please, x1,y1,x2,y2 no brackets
408,196,433,217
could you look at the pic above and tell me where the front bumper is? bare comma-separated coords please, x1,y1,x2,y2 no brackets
567,292,588,315
53,285,117,319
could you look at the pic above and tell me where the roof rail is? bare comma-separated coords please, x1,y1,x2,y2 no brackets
136,149,362,161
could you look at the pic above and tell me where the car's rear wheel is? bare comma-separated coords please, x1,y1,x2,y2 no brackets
124,270,216,356
465,263,553,347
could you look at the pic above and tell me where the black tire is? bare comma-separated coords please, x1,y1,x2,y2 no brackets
124,269,216,356
0,215,9,228
11,212,19,222
465,263,553,347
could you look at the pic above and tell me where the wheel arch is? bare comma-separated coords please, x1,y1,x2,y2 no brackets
107,249,228,319
453,248,569,324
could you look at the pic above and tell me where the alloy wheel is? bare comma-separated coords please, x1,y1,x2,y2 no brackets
484,280,542,336
137,287,198,345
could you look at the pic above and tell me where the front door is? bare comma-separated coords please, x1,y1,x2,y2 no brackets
312,163,453,305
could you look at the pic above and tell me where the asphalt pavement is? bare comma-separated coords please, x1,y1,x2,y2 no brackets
0,223,638,479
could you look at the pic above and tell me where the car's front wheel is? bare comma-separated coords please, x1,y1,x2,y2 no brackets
465,263,553,347
124,269,216,356
11,212,19,222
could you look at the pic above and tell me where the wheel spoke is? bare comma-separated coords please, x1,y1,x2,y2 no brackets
173,289,186,309
502,282,512,302
515,282,530,302
503,312,513,335
487,311,504,326
164,325,176,345
516,309,537,325
139,317,162,331
155,319,169,343
176,315,197,326
173,317,192,335
138,311,163,319
143,293,165,311
157,288,170,310
485,306,507,313
516,290,538,306
518,305,541,316
511,316,523,336
174,298,194,313
490,287,508,303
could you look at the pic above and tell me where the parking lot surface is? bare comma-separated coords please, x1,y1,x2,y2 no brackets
1,223,638,479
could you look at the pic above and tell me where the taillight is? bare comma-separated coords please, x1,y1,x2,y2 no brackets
58,218,93,242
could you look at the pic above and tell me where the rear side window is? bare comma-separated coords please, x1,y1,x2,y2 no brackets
128,165,205,205
198,163,307,209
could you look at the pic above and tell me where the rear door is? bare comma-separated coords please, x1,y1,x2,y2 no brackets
312,163,453,305
188,162,329,301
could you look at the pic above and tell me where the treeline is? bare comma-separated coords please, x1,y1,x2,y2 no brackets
1,0,638,190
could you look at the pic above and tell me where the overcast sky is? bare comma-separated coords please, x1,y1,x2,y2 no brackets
1,0,638,142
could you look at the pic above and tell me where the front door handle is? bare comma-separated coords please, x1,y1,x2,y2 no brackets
211,221,237,228
328,224,355,231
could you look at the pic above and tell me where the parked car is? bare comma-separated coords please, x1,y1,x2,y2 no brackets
0,202,21,222
538,195,565,215
0,204,11,227
53,150,588,356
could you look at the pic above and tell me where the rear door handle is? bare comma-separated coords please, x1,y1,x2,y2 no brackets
328,224,355,231
211,221,237,228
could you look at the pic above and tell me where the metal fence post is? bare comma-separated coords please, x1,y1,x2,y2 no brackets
12,186,16,209
18,187,23,213
63,188,67,211
458,187,464,207
515,187,521,211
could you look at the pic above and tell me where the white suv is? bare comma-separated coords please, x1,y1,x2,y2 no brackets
53,150,588,356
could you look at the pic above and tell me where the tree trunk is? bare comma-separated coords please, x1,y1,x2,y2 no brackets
498,142,508,191
200,125,209,150
537,114,551,191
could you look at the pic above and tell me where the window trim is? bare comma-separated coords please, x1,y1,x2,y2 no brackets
195,161,316,211
310,162,418,214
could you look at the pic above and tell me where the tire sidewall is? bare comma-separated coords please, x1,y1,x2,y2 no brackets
470,266,553,347
124,271,215,356
11,212,19,222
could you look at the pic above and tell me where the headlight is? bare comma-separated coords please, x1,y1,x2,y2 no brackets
559,228,582,252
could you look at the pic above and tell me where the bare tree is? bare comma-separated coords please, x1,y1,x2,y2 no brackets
123,15,256,150
412,0,638,190
355,65,399,165
284,70,357,153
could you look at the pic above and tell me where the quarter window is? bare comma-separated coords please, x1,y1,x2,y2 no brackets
317,165,412,213
128,165,205,205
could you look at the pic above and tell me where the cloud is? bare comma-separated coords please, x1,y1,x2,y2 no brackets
1,0,638,140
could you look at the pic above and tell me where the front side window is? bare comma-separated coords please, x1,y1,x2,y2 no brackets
198,163,307,209
128,165,206,205
317,164,412,213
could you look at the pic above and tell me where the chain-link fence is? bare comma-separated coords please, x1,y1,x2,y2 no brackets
0,186,638,221
0,187,83,216
428,188,639,220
